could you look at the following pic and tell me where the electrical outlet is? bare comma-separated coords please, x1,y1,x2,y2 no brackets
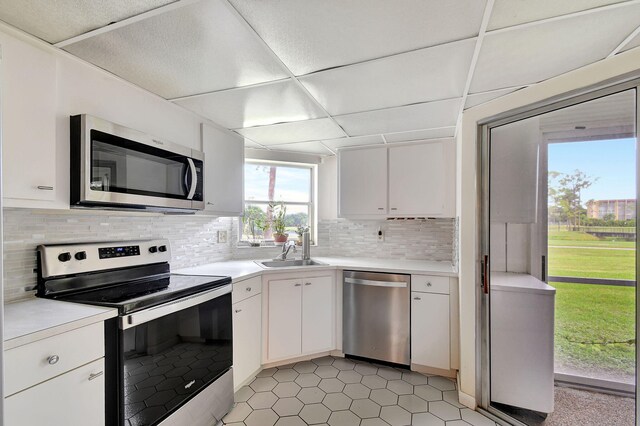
217,230,228,243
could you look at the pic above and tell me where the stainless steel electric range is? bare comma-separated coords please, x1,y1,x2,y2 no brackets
37,239,233,426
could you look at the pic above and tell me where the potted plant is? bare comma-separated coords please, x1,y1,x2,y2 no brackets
242,206,266,247
255,216,271,246
271,202,288,244
296,225,308,246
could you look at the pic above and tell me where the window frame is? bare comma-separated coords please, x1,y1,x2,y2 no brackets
240,159,317,245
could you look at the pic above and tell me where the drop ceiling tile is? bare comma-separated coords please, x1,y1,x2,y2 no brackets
465,87,522,109
0,0,175,43
488,0,629,30
470,3,640,93
229,0,487,75
63,0,288,99
269,141,334,155
174,79,325,129
322,135,385,150
299,39,475,116
384,128,457,143
621,31,640,52
334,99,461,137
236,118,345,145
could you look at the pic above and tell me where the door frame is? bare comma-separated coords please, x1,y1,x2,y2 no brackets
477,78,640,424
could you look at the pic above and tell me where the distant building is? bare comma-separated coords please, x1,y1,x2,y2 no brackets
586,199,635,220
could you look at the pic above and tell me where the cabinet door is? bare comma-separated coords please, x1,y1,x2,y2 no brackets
302,276,334,354
389,142,452,216
5,358,105,426
411,292,450,370
201,123,244,216
338,147,387,217
268,278,302,360
233,294,262,388
1,32,57,202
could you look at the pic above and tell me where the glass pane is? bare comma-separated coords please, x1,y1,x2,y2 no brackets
244,163,311,202
91,133,190,198
241,203,309,242
487,89,636,424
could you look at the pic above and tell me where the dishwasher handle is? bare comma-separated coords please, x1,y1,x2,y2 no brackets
344,277,407,288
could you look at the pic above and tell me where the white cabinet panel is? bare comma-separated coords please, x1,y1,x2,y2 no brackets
201,123,244,216
5,358,105,426
302,276,334,353
233,294,262,388
389,142,446,216
338,146,387,217
1,32,57,203
411,292,450,370
268,278,302,360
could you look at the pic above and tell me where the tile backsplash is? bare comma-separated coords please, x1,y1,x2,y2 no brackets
3,210,456,302
3,209,234,302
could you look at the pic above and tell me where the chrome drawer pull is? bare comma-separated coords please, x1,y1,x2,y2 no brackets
47,355,60,365
246,287,252,292
426,282,432,287
37,185,54,191
294,283,302,287
305,282,311,286
235,309,242,313
88,371,104,381
414,296,422,300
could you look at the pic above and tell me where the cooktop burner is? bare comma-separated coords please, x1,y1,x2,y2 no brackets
55,273,231,314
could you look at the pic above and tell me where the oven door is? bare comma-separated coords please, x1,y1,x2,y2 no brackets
71,114,204,211
118,286,232,426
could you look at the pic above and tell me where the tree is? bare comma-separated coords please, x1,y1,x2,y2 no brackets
549,170,597,229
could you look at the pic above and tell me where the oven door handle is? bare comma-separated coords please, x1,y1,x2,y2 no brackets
120,283,231,330
186,158,197,200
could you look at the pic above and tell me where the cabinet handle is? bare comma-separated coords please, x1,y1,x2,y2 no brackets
391,207,398,210
294,283,302,287
305,282,311,286
414,296,422,300
88,371,104,381
37,185,54,191
246,287,252,292
207,202,214,205
47,355,60,365
235,309,242,313
427,282,432,287
377,207,384,210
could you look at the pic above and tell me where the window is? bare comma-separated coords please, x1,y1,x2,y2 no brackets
240,160,316,245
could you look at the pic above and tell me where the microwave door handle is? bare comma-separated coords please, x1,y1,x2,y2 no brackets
186,158,197,200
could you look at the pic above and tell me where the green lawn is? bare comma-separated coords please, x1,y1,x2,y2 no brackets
547,229,636,378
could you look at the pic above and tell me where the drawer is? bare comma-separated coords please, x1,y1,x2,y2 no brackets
412,275,450,294
5,322,104,396
232,276,262,304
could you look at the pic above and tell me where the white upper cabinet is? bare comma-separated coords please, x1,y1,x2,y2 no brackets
338,146,388,217
201,123,244,216
388,141,455,217
1,32,57,204
338,140,455,218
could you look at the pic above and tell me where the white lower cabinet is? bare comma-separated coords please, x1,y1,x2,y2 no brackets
5,358,105,426
411,274,457,371
266,274,335,362
233,293,262,388
4,322,106,426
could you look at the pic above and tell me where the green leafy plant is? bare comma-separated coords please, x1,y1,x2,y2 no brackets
271,202,287,236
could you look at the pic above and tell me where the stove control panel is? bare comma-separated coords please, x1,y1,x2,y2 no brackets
99,245,141,259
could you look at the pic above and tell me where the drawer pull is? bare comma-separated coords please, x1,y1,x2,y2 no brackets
305,282,311,286
426,282,432,287
378,207,384,210
414,296,422,300
88,371,104,381
246,287,252,292
47,355,60,365
294,283,302,287
37,185,54,191
235,309,242,313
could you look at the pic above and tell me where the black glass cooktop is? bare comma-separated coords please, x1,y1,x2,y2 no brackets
57,273,231,314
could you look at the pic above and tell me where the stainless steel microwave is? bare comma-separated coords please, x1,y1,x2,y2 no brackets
70,114,204,212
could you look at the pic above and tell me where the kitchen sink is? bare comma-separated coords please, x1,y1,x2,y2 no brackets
257,259,327,268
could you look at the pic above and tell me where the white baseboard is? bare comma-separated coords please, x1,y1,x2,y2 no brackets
458,388,477,409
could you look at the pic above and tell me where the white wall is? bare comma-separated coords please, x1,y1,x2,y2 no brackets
456,47,640,406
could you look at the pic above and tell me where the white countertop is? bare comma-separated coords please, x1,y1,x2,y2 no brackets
4,298,118,349
491,272,556,295
175,256,457,281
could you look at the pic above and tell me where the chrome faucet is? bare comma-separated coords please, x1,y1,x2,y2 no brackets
274,240,296,261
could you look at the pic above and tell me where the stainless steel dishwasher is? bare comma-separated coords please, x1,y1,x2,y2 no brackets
343,270,410,365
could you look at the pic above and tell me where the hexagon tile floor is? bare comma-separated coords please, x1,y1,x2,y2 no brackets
223,356,497,426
